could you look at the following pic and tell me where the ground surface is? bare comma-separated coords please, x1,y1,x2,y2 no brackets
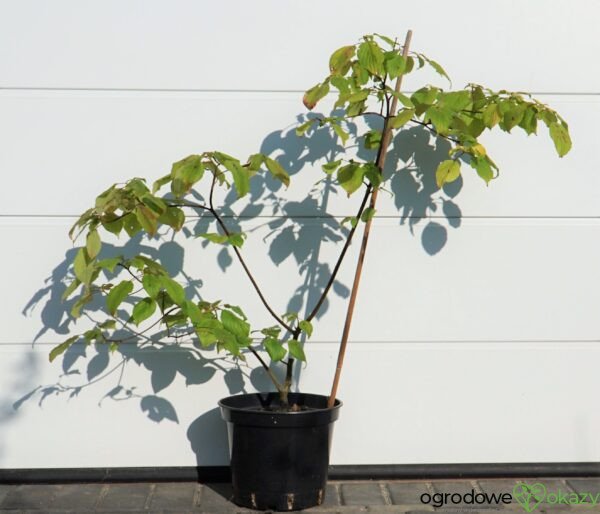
0,478,599,512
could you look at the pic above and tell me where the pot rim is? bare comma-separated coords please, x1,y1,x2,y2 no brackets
218,391,342,416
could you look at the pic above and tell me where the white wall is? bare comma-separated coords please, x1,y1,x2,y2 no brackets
1,0,599,468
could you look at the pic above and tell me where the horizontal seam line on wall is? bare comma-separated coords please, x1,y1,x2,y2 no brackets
5,340,600,346
2,215,600,220
0,87,598,96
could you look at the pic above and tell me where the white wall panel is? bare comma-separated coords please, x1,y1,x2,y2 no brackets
0,0,597,93
0,92,596,217
1,342,599,468
5,217,600,346
0,0,598,468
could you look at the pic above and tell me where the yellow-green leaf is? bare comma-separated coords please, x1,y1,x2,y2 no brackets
390,108,415,129
86,230,101,259
265,157,290,187
435,160,461,188
303,81,330,110
132,297,156,326
49,336,78,362
106,280,133,316
329,45,355,75
288,340,306,361
549,122,572,157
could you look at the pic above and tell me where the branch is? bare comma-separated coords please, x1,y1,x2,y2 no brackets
207,174,294,333
305,186,372,323
409,119,459,144
248,346,283,392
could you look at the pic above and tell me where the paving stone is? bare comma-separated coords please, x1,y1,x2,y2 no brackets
0,484,59,510
50,482,104,509
197,483,236,512
96,482,153,510
340,482,385,506
0,485,9,505
150,482,198,510
387,481,430,505
567,477,600,495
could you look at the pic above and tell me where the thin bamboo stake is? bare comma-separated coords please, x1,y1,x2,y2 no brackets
328,30,413,408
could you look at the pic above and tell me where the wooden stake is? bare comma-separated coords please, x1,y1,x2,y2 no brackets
327,30,413,408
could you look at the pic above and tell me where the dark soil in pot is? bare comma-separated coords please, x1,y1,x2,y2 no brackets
219,392,342,511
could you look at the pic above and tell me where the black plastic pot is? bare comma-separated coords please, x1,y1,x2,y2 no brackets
218,392,342,511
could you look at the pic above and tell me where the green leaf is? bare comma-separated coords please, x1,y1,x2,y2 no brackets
303,81,330,110
261,325,281,338
99,319,117,329
357,40,384,75
263,337,286,362
331,123,349,145
363,163,382,188
341,216,358,228
390,108,415,128
288,340,306,361
71,291,92,318
141,195,167,216
388,90,414,108
122,213,142,237
97,257,121,273
435,160,461,188
132,297,156,326
472,156,494,184
265,157,290,187
438,91,471,111
361,207,376,222
364,130,382,149
411,87,439,114
158,207,185,231
549,122,572,157
142,274,161,298
427,105,453,134
197,232,229,244
426,58,451,83
337,163,364,196
347,89,369,103
329,45,355,75
501,103,526,131
160,276,185,305
106,280,133,316
221,310,250,339
102,215,123,236
384,52,406,78
482,103,501,128
86,230,101,259
196,328,218,347
135,205,158,236
170,155,204,196
298,320,313,338
222,158,250,197
61,279,81,301
518,106,538,135
227,233,245,247
73,247,94,285
49,336,78,362
296,119,314,137
152,174,171,193
224,304,247,320
322,160,342,174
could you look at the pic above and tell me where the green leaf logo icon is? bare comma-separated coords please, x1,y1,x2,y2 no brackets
513,483,546,512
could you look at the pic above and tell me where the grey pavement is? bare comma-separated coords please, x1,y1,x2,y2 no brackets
1,477,599,512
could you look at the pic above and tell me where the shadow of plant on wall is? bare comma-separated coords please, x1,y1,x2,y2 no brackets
17,114,463,466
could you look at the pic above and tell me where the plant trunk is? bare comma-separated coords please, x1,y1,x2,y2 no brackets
327,30,413,408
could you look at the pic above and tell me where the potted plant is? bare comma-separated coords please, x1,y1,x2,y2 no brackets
49,31,571,511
